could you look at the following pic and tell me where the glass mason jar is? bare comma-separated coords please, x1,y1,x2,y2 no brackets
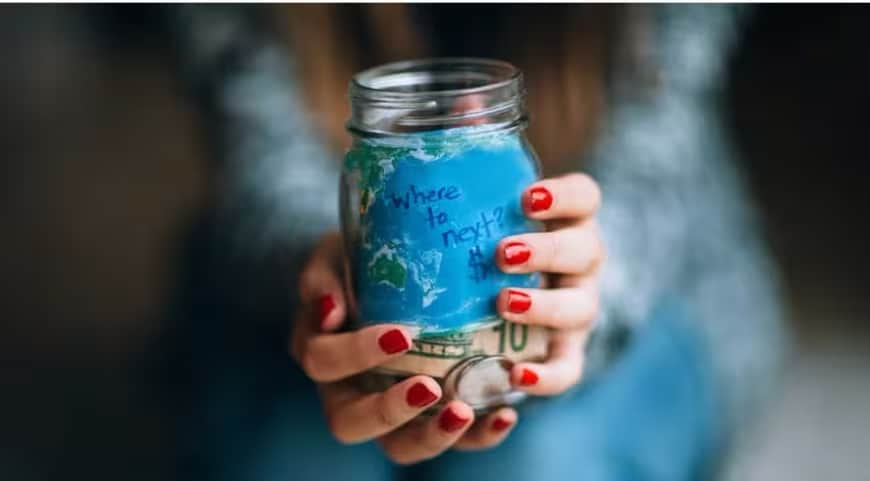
341,58,548,411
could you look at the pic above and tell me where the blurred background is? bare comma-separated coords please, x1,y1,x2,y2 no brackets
1,4,868,480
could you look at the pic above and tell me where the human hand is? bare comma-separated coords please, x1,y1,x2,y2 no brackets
290,233,519,465
495,173,603,396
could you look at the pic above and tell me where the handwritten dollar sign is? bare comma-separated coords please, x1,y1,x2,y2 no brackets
467,244,491,283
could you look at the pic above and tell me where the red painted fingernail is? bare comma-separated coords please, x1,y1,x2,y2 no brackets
519,368,539,386
503,242,531,265
378,329,410,354
507,290,531,313
524,187,553,212
318,294,335,327
492,417,513,432
406,382,438,407
439,406,471,432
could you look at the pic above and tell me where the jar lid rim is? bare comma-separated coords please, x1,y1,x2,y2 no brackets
351,57,521,99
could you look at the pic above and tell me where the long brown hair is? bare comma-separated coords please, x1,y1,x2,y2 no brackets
275,4,620,174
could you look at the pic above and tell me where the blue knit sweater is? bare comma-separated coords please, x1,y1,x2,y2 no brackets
166,4,787,469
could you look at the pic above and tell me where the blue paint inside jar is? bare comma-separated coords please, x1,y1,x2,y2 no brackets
342,126,541,336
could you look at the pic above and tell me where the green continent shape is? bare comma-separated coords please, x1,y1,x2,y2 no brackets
345,144,408,213
369,254,407,289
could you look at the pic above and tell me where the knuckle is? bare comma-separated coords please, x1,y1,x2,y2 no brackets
301,349,327,382
375,396,400,430
548,382,571,396
327,415,355,445
572,359,586,387
581,231,605,273
588,249,605,275
595,234,606,260
452,441,485,452
578,293,600,330
586,181,603,212
384,448,415,466
544,232,561,272
571,173,602,210
350,330,370,364
565,350,586,390
589,291,601,317
552,373,580,395
419,436,446,457
297,260,320,298
549,298,568,328
596,240,608,269
478,435,505,449
379,438,420,465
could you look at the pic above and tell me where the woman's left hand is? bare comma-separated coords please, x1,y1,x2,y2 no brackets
492,173,604,399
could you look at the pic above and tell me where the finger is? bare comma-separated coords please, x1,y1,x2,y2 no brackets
522,173,601,221
379,401,474,465
298,232,346,332
300,324,414,382
453,407,517,451
511,330,586,396
496,285,598,330
450,93,487,126
322,376,442,444
290,308,315,362
496,220,603,275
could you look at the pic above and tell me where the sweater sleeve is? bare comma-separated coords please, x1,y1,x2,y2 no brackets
582,4,788,448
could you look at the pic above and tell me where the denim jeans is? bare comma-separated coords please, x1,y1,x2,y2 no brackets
183,302,719,481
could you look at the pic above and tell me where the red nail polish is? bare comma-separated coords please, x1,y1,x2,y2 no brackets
519,368,539,386
378,329,410,354
525,187,553,212
507,290,531,313
318,294,335,326
406,382,438,407
439,406,470,432
492,417,513,432
504,242,531,265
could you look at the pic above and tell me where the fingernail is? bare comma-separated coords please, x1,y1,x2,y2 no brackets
519,368,539,386
503,242,531,265
524,187,553,212
406,382,438,407
492,417,513,432
507,290,531,313
318,294,335,327
439,406,471,432
378,329,410,355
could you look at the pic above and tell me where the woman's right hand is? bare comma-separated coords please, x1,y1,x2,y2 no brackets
290,232,518,465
